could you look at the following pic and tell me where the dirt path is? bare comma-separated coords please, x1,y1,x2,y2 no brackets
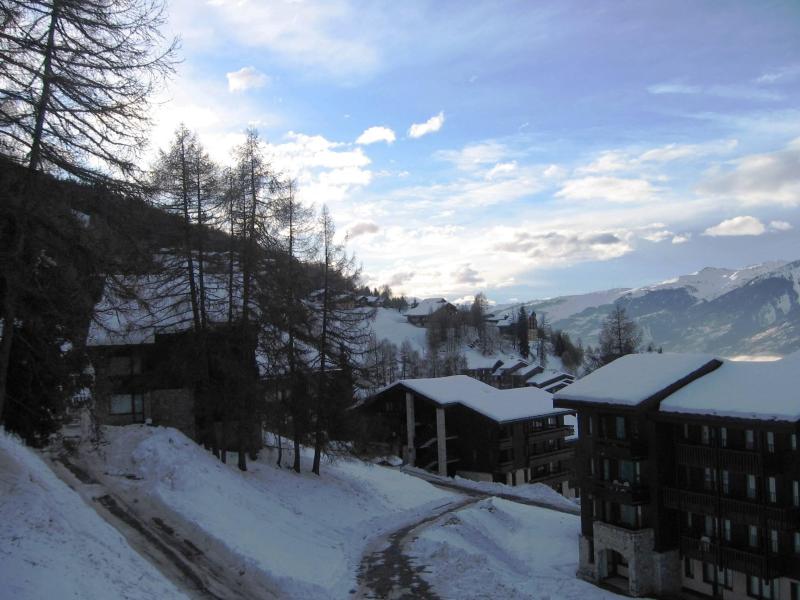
356,469,580,599
50,453,276,600
355,497,481,600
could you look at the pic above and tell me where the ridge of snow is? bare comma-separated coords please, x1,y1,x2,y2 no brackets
0,429,186,600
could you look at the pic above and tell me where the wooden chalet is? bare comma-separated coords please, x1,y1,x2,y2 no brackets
554,352,800,599
403,298,457,327
367,375,577,494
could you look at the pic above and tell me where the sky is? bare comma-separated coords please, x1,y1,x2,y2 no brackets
150,0,800,303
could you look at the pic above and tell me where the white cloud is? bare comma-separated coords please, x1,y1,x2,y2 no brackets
756,65,800,85
495,230,634,264
485,161,517,179
769,220,793,232
671,233,691,244
347,221,380,238
226,66,269,92
408,111,445,139
556,176,658,203
697,138,800,207
579,140,738,174
437,141,507,171
703,216,766,237
356,126,396,145
648,81,783,102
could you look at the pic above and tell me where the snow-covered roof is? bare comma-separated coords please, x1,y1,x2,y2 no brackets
404,298,453,317
526,370,573,386
661,352,800,422
554,353,719,406
379,375,569,424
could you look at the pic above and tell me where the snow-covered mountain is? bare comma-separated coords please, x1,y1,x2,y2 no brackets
528,260,800,357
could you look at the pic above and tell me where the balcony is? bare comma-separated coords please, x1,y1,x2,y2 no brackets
592,436,648,459
662,487,800,529
527,425,573,442
675,442,761,473
529,468,570,485
528,447,573,469
590,477,649,504
498,437,513,450
680,535,785,579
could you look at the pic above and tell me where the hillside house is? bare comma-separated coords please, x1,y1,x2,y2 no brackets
86,275,262,450
404,298,457,326
366,375,577,495
554,352,800,598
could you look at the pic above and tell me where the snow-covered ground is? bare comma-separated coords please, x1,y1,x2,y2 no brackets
409,497,625,599
0,428,187,600
79,425,458,599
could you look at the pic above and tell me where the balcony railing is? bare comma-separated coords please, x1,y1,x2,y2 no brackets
529,468,570,485
528,447,573,469
662,487,800,529
675,442,761,473
527,426,573,442
591,436,648,459
590,477,649,504
680,535,785,579
498,437,513,450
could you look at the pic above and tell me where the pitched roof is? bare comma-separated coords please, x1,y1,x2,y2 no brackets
404,298,453,317
379,375,569,423
554,353,720,407
661,352,800,422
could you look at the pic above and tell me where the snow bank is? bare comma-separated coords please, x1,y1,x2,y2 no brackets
409,497,624,599
0,429,186,600
90,425,457,599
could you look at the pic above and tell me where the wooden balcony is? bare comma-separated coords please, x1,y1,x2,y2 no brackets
590,477,649,504
529,468,570,485
662,487,800,529
528,447,573,469
591,436,648,459
680,535,785,578
498,437,513,450
527,426,573,442
675,442,761,473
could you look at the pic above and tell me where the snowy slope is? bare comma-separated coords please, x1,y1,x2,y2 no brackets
371,307,428,355
0,429,187,600
409,497,623,599
80,425,458,599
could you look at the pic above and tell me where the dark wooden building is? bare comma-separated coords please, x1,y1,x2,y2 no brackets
367,375,577,494
554,352,800,599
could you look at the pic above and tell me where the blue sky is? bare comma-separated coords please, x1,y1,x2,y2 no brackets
153,0,800,302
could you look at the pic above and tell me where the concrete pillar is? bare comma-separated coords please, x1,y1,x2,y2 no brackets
405,391,416,466
436,407,447,476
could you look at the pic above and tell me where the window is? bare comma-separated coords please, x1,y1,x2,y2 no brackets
683,423,689,439
794,481,799,507
703,564,732,588
794,532,800,554
684,556,694,578
723,519,731,542
704,467,716,491
748,576,775,600
749,525,759,548
792,433,797,451
720,427,728,448
770,529,778,553
767,431,775,453
722,470,730,495
620,460,639,485
686,511,693,529
746,429,755,450
615,416,626,440
603,459,610,481
589,458,596,477
109,393,144,420
747,474,758,500
702,425,711,445
547,416,557,427
620,504,639,528
768,477,777,503
705,515,717,538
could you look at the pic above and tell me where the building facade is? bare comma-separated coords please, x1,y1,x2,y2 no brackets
367,375,577,494
554,353,800,599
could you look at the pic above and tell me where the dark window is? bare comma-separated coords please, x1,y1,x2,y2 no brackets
615,416,626,440
684,556,694,578
109,393,144,421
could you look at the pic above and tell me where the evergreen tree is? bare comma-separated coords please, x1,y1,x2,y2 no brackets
516,306,530,359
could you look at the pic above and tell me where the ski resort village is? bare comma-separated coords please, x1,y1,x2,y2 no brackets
2,1,800,600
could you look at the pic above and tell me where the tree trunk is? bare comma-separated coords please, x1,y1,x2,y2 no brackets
28,1,60,171
292,422,301,473
0,286,16,423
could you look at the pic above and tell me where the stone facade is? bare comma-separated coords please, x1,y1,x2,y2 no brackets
581,522,681,597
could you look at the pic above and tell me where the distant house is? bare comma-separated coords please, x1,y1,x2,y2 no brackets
525,369,575,393
366,375,577,494
403,298,457,326
485,308,537,336
355,295,383,307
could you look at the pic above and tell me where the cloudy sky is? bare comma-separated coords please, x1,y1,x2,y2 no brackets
152,0,800,303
